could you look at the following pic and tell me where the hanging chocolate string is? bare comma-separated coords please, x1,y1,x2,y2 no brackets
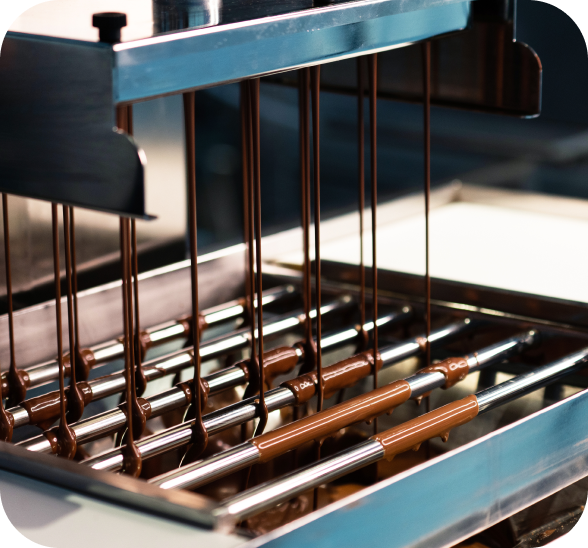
119,217,141,476
123,106,147,396
2,195,26,409
298,68,315,379
0,194,15,440
423,42,432,374
62,206,85,423
183,92,208,456
310,66,323,415
423,43,432,459
250,78,269,436
51,204,76,459
68,207,83,379
130,220,147,395
357,58,367,343
241,82,252,326
241,82,262,408
310,64,324,512
368,53,379,435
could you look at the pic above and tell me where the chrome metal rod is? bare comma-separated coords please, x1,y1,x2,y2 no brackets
85,319,471,473
19,305,360,454
150,330,534,490
214,347,588,525
476,348,588,413
406,329,539,398
215,440,385,524
19,303,385,452
16,285,296,390
11,297,352,432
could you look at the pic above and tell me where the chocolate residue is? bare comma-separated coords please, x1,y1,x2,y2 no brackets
413,356,470,405
20,381,92,431
372,394,479,461
240,347,300,392
282,351,384,405
252,379,411,462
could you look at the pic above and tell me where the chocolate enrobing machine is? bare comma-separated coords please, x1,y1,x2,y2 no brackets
3,1,588,547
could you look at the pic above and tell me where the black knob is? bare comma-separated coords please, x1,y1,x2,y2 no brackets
92,12,127,44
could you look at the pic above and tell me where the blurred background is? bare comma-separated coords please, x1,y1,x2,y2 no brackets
193,0,588,245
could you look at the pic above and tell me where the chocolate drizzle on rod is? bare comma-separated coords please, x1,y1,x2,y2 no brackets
368,54,379,434
183,93,208,457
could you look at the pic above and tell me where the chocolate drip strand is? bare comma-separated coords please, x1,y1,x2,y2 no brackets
0,196,14,440
311,66,323,415
368,54,379,434
51,205,76,459
241,80,262,416
250,78,269,436
183,92,208,457
3,194,26,409
357,58,367,344
119,218,141,476
124,109,147,397
423,42,432,372
299,68,316,377
241,82,251,325
62,206,84,422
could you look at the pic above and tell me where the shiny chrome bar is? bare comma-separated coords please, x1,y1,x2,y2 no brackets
18,298,376,452
12,296,351,433
406,329,540,398
150,330,535,490
82,319,470,472
215,440,385,524
17,284,296,390
214,347,588,526
476,348,588,413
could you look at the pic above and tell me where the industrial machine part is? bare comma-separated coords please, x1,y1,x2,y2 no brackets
4,1,588,548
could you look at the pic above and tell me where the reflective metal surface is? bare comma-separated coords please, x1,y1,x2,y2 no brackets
153,443,260,490
0,35,146,217
214,440,385,525
270,0,542,117
0,245,246,370
467,329,539,372
476,348,588,413
247,386,588,548
8,0,471,105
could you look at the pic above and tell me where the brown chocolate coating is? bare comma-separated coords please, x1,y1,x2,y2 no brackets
372,394,479,461
177,378,209,412
282,351,384,405
44,422,77,459
417,356,470,389
20,381,93,429
251,380,411,462
413,356,471,405
242,346,300,398
5,368,30,408
63,348,96,382
0,404,14,442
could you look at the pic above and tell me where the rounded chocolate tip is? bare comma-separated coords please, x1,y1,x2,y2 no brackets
92,12,127,44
